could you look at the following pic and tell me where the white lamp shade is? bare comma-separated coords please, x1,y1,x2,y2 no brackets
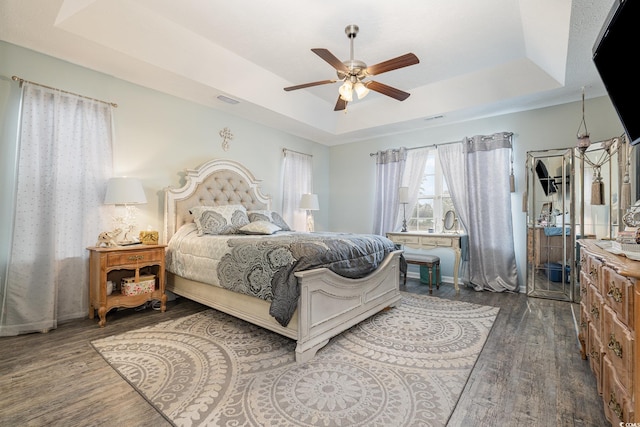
398,187,410,204
104,177,147,205
338,81,353,102
354,81,369,99
300,193,319,210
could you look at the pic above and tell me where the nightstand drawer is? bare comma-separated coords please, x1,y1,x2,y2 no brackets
107,249,163,266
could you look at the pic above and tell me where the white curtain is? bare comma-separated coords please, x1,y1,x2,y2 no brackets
439,142,470,281
396,147,430,231
0,83,113,336
372,148,406,235
282,150,312,231
462,132,518,292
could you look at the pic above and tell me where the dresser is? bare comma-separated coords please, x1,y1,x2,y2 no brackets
386,232,462,293
579,239,639,424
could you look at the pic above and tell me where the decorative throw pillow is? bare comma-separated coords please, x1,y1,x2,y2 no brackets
238,220,282,235
190,205,249,236
247,210,291,231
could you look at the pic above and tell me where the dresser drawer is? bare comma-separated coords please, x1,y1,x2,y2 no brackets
588,283,604,338
585,255,603,289
579,303,589,346
588,321,603,395
387,234,420,245
420,236,453,247
602,304,634,393
107,249,164,267
602,266,634,327
602,356,634,424
579,270,590,303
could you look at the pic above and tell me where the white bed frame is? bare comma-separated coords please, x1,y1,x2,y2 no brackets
163,159,402,362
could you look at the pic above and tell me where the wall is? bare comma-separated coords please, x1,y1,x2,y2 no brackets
0,41,628,294
328,96,626,290
0,41,330,249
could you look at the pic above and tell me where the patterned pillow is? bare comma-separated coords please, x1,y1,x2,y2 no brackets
247,210,291,231
238,220,281,235
190,205,250,236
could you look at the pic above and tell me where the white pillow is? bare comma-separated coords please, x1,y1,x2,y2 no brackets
247,210,291,231
238,220,281,235
190,205,249,236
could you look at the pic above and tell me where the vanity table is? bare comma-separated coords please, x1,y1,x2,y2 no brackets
386,232,463,293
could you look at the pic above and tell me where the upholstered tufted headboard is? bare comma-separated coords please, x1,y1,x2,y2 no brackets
164,159,271,243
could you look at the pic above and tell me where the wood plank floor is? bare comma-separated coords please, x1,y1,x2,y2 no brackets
0,279,608,426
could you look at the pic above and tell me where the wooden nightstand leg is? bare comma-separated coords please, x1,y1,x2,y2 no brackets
160,294,167,312
98,306,107,327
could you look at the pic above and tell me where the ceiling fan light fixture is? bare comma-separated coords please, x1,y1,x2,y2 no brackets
354,81,369,99
339,80,353,102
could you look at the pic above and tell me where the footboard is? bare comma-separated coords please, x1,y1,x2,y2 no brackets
293,249,402,362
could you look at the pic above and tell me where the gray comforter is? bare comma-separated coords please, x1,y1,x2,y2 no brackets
216,232,396,326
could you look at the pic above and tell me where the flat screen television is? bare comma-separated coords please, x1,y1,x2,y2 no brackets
592,0,640,145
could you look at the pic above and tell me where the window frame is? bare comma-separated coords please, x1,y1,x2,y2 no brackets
406,149,456,232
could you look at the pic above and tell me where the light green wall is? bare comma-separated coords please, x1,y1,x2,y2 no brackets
0,40,628,292
0,41,330,246
328,96,626,288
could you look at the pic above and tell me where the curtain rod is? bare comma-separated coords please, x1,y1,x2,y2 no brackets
283,148,312,157
368,139,460,156
11,76,118,108
369,132,513,156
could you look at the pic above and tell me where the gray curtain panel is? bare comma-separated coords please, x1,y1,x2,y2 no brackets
463,132,519,292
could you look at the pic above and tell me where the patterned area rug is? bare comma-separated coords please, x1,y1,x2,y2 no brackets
92,293,499,427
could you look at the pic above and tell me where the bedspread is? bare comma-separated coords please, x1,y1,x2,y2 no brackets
166,224,396,326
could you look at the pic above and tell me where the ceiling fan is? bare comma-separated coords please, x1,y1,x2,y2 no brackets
284,25,420,111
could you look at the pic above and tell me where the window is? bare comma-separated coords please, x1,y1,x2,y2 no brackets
407,149,456,232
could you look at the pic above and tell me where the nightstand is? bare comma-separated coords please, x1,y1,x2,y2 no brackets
88,244,167,327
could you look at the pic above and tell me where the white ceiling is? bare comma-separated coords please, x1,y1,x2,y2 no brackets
0,0,615,146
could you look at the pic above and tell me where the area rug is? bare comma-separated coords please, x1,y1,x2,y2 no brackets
91,293,499,427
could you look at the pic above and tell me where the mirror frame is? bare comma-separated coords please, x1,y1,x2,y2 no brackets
443,210,456,231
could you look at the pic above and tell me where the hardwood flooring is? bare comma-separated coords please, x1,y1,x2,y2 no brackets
0,279,608,426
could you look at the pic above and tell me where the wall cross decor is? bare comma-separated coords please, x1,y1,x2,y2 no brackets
219,127,234,151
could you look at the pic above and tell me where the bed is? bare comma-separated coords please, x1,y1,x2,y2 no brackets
163,158,402,362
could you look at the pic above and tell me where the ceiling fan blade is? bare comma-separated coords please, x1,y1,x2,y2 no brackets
312,48,349,73
365,81,411,101
365,53,419,76
334,96,347,111
284,80,337,91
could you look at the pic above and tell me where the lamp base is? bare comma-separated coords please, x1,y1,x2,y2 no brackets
306,212,315,233
401,202,408,232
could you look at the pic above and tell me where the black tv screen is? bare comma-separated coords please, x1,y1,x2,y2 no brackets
592,0,640,145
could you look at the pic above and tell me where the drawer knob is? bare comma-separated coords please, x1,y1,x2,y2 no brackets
607,333,623,358
608,392,623,421
127,255,144,261
590,304,599,319
607,284,623,303
589,350,600,362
